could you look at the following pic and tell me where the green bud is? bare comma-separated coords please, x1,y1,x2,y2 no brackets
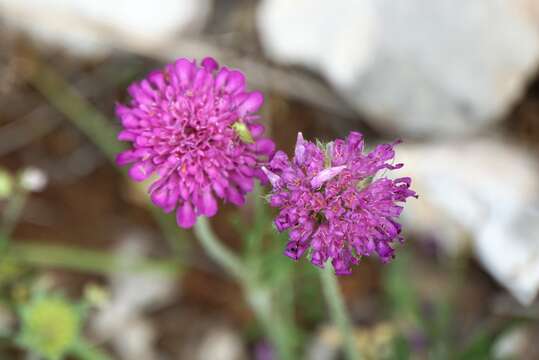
232,122,254,144
17,295,83,360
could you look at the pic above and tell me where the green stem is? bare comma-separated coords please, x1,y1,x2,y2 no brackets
0,189,28,248
25,58,125,162
245,283,294,360
11,242,179,276
193,217,294,360
193,217,245,280
320,264,360,360
244,184,265,260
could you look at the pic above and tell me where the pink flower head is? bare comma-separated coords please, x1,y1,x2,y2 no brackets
116,57,275,228
264,132,417,275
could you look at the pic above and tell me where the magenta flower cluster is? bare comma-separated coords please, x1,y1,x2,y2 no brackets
115,56,417,274
262,132,417,275
115,57,274,228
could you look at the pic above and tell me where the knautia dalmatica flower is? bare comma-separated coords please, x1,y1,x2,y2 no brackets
116,57,275,228
263,132,417,275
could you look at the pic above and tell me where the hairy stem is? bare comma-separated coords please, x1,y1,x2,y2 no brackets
193,217,294,360
246,283,295,360
320,264,360,360
11,242,179,276
193,217,245,280
0,189,28,249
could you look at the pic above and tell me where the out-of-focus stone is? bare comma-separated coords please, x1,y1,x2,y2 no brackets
197,327,247,360
257,0,539,137
257,0,377,89
19,167,48,192
0,0,211,57
493,326,529,359
394,139,539,305
90,236,176,360
307,324,397,360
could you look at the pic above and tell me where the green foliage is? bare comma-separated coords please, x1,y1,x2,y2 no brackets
391,334,411,360
457,332,496,360
456,320,522,360
383,251,421,327
382,249,520,359
0,255,25,288
0,169,13,200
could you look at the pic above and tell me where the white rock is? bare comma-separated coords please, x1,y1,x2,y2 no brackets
91,236,176,360
257,0,377,88
257,0,539,137
197,327,247,360
394,139,539,305
0,0,211,56
493,326,528,359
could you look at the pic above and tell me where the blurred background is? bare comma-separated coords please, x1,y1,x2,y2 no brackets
1,0,539,359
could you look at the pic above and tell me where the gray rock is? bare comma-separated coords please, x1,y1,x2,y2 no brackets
258,0,539,137
0,0,211,57
394,139,539,305
91,236,176,360
197,327,247,360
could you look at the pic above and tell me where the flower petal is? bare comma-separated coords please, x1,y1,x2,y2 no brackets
128,161,154,181
238,91,264,116
200,191,218,217
294,132,306,166
176,202,197,228
261,167,282,189
201,57,218,72
225,70,245,94
311,166,346,189
255,138,276,156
